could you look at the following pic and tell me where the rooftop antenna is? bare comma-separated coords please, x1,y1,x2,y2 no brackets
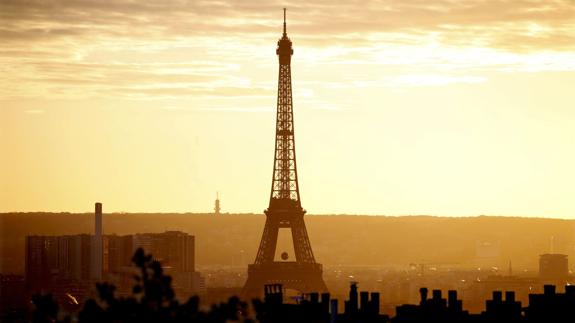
214,191,221,215
283,8,287,36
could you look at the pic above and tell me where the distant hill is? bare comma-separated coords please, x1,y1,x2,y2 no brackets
1,213,574,274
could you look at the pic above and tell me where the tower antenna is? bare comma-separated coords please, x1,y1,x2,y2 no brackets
214,191,221,215
283,8,287,36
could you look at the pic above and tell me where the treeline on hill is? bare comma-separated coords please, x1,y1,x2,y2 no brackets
1,213,574,273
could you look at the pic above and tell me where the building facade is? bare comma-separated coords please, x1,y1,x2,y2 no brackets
25,231,202,301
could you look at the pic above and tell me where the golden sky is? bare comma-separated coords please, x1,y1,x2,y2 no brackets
1,0,575,216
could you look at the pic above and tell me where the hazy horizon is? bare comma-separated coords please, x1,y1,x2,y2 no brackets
2,211,575,220
2,0,575,217
3,213,574,275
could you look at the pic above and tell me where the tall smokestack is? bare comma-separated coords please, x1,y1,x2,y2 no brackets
91,202,103,280
95,202,102,239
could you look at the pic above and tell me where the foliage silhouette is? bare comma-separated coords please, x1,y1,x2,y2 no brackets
32,248,253,323
31,293,64,323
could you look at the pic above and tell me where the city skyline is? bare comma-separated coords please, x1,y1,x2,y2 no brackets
2,1,575,217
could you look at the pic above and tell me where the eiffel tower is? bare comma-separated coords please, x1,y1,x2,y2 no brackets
242,9,328,297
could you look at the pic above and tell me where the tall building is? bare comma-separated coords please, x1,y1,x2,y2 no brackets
25,234,92,291
26,231,201,297
105,234,134,274
243,9,327,296
25,203,203,300
133,231,195,273
25,235,50,289
133,231,200,296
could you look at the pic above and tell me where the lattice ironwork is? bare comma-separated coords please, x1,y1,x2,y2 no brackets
243,9,327,296
270,61,299,204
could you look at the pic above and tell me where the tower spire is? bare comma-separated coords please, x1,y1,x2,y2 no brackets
283,8,287,36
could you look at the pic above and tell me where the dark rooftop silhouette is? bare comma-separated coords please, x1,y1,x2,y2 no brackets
18,248,575,323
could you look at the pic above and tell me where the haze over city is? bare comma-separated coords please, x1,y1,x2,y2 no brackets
2,0,575,217
4,1,575,322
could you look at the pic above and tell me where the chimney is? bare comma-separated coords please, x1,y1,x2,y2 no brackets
432,289,442,301
505,291,515,303
310,292,319,304
330,299,338,323
321,293,330,312
91,202,103,280
95,202,102,240
420,288,428,305
370,292,380,315
360,291,369,313
349,282,359,313
492,291,502,303
448,290,457,308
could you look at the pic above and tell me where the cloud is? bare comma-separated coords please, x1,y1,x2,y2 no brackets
161,105,273,113
391,74,487,87
1,0,574,100
2,0,574,48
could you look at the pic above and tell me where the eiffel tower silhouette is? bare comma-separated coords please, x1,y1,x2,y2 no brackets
242,9,328,297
